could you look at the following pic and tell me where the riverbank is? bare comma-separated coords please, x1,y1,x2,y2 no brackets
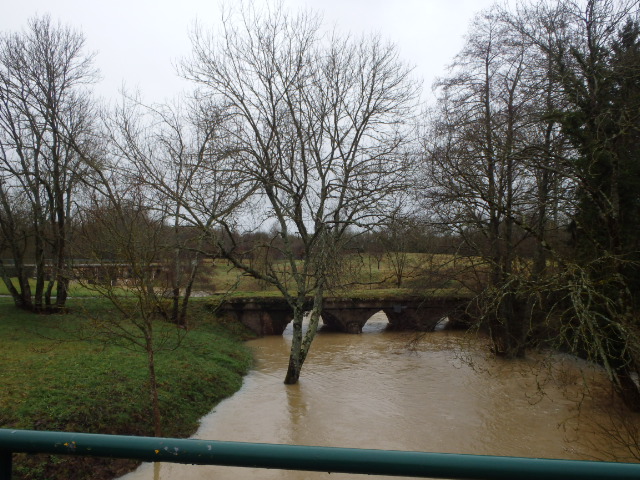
0,298,254,480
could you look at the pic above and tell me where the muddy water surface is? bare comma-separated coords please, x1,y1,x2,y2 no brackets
120,313,630,479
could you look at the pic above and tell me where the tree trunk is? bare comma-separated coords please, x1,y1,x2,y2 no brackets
54,233,69,310
503,290,526,359
53,180,69,311
34,234,46,312
55,275,69,310
284,306,305,385
300,289,324,365
146,335,163,437
177,258,200,328
171,286,180,324
45,278,55,309
616,369,640,412
284,356,302,385
284,287,324,385
0,256,34,310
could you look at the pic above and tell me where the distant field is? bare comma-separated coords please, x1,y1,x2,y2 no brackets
200,253,469,297
0,252,472,301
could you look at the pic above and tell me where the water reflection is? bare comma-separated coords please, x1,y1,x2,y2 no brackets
119,312,634,480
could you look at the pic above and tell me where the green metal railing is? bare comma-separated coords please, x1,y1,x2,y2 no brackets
1,428,639,479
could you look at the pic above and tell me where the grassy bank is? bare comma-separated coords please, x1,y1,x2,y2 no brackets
0,298,253,480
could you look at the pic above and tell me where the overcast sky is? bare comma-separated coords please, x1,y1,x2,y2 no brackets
1,0,498,104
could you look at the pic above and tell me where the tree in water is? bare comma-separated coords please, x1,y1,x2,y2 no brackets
180,3,420,384
549,5,640,410
425,7,538,358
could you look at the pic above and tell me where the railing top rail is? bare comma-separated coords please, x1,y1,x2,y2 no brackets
1,428,639,479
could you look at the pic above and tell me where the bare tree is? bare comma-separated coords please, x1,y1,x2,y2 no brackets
75,172,187,437
100,92,245,327
0,15,97,311
499,0,640,410
426,0,640,413
378,216,422,288
545,0,640,410
179,3,420,384
424,7,537,357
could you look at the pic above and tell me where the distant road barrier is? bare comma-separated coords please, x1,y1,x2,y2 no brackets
1,428,639,479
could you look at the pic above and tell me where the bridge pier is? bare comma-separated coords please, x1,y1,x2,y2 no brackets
383,306,442,331
383,300,466,331
219,300,294,335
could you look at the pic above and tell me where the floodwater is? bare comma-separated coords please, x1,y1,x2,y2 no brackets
120,313,636,480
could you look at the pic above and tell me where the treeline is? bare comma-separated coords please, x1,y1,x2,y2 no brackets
1,1,640,398
423,0,640,410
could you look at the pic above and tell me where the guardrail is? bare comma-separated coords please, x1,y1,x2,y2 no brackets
1,428,639,479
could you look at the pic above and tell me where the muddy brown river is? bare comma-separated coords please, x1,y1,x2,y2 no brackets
120,313,636,480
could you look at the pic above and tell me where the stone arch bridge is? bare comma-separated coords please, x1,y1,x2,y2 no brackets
213,296,471,335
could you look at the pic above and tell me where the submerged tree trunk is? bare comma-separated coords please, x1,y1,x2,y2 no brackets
284,286,324,385
284,305,305,385
617,369,640,412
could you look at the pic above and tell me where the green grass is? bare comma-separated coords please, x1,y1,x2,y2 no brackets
0,297,253,480
0,278,130,297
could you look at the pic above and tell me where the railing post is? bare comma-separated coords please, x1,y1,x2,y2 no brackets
0,450,11,480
